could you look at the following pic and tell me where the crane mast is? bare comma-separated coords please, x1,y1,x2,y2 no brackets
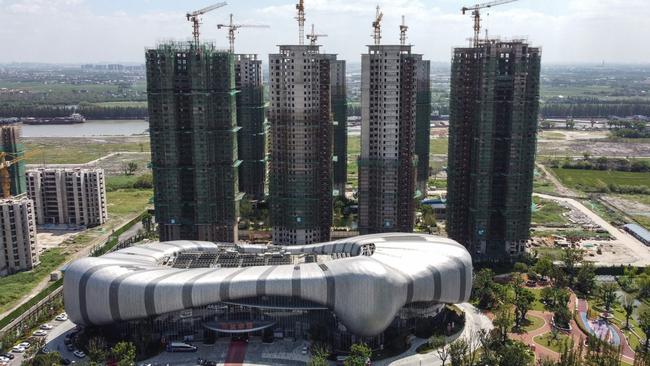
372,5,383,46
186,2,227,48
399,15,408,46
306,24,327,46
461,0,519,47
296,0,306,45
217,14,270,53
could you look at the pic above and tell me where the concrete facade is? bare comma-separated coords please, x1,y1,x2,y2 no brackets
0,123,27,198
26,168,108,228
358,45,418,234
447,40,541,259
268,45,332,245
0,196,38,276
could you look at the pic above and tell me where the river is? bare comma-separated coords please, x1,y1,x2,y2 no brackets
21,119,149,137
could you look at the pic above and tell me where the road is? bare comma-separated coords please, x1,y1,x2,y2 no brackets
534,193,650,266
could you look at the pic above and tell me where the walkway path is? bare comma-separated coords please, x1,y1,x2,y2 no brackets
225,341,248,366
376,303,493,366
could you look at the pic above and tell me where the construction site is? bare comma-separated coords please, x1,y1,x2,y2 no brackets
146,41,241,243
357,8,421,235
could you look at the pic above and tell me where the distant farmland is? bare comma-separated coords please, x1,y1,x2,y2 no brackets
551,168,650,191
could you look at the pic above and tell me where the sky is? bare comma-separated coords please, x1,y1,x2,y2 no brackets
0,0,648,64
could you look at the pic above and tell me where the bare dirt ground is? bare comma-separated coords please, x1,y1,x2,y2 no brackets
602,196,650,218
36,230,76,251
537,139,650,157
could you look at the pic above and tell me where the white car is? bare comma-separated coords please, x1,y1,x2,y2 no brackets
40,324,53,330
33,330,47,336
11,346,25,353
73,350,86,358
55,313,68,321
18,342,30,349
0,356,10,362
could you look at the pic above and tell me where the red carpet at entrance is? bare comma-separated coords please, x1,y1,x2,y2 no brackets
224,341,247,365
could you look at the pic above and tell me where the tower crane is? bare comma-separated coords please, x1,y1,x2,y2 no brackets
296,0,306,45
399,15,408,46
461,0,519,47
0,150,40,198
217,14,270,53
372,5,383,46
306,24,327,46
186,2,227,48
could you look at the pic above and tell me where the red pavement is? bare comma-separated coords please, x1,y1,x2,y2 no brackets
224,340,247,366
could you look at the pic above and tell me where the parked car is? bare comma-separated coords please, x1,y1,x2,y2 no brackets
0,353,14,360
33,330,47,336
18,342,30,349
40,324,53,330
40,347,51,354
61,358,72,365
11,346,25,353
0,356,10,363
73,350,86,358
55,313,68,321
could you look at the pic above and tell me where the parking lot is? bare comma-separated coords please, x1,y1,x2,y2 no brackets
4,314,80,366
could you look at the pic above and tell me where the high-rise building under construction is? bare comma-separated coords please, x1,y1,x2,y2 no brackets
323,55,347,196
268,45,332,245
447,40,541,259
146,42,241,243
235,54,266,201
0,123,26,198
415,59,431,194
358,44,419,234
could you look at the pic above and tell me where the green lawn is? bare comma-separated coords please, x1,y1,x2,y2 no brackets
532,197,570,226
522,314,545,332
533,333,571,353
528,287,548,312
539,131,566,140
24,138,150,164
430,138,448,155
0,249,67,314
551,168,650,191
0,189,152,315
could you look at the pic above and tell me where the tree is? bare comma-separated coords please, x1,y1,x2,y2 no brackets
513,286,535,328
141,212,153,234
575,261,596,294
639,309,650,352
554,305,572,329
23,352,62,366
110,341,136,366
512,262,528,273
87,336,108,363
598,282,619,316
309,343,330,366
449,339,469,366
493,305,514,344
623,295,636,330
561,248,584,286
344,343,371,366
499,341,534,366
429,335,449,366
24,337,45,359
472,268,499,309
125,161,138,175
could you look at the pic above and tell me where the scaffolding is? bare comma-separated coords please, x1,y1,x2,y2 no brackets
414,58,431,194
146,42,241,243
235,54,267,201
0,123,26,198
447,40,541,259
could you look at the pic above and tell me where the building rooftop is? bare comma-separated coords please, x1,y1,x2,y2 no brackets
624,223,650,243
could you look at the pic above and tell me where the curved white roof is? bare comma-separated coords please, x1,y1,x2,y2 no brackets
63,233,472,336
